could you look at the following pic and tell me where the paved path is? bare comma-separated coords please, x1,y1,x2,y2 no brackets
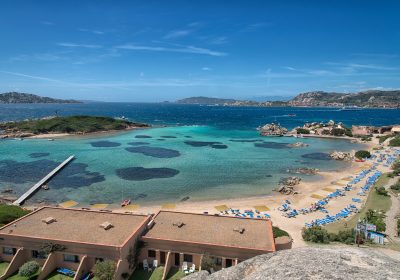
385,177,400,241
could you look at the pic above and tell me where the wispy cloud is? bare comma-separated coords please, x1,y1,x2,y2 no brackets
40,21,54,26
352,53,399,59
164,29,193,39
57,42,102,49
115,43,227,57
0,71,62,82
202,67,212,71
326,62,397,71
78,28,105,35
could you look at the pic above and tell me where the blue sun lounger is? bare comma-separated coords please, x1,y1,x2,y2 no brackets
57,268,75,277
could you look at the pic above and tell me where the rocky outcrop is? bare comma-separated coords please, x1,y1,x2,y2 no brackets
287,142,309,148
184,246,400,280
275,177,301,195
287,167,319,175
259,123,288,136
330,151,353,161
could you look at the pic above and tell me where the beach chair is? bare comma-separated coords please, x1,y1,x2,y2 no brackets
182,262,189,274
153,259,158,268
189,264,196,273
57,268,75,277
143,259,149,271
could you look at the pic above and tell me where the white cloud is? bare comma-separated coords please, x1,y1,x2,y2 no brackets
57,42,102,49
116,43,227,57
202,67,212,71
78,28,105,35
40,21,54,26
164,29,193,39
0,71,62,82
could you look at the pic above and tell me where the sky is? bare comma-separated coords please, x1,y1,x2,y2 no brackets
1,0,400,102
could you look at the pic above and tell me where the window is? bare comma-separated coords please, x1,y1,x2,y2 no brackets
183,254,193,263
32,250,47,259
95,257,104,263
2,247,16,255
148,250,156,258
214,257,222,266
63,254,80,263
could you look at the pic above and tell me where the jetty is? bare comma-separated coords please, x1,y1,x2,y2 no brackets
13,155,75,206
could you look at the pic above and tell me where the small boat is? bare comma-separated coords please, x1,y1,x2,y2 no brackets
355,159,365,163
41,184,49,190
287,114,296,117
47,138,54,141
121,199,131,207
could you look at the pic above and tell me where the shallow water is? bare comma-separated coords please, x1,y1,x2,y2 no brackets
0,125,362,205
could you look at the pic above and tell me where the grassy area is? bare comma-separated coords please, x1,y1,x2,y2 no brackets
7,270,41,280
0,115,148,134
166,267,186,280
0,204,30,227
273,226,289,238
45,271,74,280
129,267,164,280
325,173,392,233
0,262,9,276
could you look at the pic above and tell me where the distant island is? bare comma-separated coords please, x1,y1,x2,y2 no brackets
0,115,149,138
176,96,236,105
176,90,400,108
0,92,81,104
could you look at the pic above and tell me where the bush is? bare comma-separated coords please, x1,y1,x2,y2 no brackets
273,226,289,238
355,150,371,159
344,128,353,137
94,260,116,280
201,253,216,271
365,209,386,232
329,230,355,245
331,128,345,136
302,226,330,243
296,128,310,134
375,186,389,196
19,261,40,277
390,181,400,191
389,136,400,147
397,219,400,236
0,204,30,226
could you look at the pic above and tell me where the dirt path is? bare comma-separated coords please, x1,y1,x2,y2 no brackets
385,177,400,241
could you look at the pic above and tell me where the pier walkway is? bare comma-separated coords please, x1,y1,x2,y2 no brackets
13,155,75,206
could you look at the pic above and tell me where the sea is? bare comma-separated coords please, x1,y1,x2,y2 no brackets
0,103,399,206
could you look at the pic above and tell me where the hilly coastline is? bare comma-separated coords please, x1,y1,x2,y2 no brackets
0,92,81,104
177,90,400,108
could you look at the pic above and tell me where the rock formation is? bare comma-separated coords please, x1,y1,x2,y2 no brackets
183,246,400,280
330,151,352,161
275,177,301,195
259,123,288,136
287,142,309,148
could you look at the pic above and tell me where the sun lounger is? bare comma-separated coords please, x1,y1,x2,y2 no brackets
57,268,75,277
143,259,149,270
189,264,196,273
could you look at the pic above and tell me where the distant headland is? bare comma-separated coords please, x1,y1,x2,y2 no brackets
0,92,81,104
0,115,149,138
176,90,400,108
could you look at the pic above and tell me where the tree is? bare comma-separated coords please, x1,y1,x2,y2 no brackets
302,226,330,243
201,253,216,271
94,260,116,280
19,261,40,277
40,242,66,255
355,150,371,159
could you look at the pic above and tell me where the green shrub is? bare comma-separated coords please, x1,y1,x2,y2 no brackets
302,226,330,243
378,134,394,144
344,128,353,137
272,226,289,238
389,136,400,147
375,186,389,196
329,230,355,245
94,260,116,280
331,128,345,136
18,261,40,277
355,150,371,159
296,128,310,134
397,219,400,236
201,253,216,271
365,209,386,232
0,204,30,226
390,181,400,191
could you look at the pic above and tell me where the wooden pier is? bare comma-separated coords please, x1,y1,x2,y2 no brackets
13,155,75,206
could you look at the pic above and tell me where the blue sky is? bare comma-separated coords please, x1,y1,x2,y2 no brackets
1,0,399,102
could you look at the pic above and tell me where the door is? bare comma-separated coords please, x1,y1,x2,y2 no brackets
160,251,166,265
226,258,233,268
174,253,180,266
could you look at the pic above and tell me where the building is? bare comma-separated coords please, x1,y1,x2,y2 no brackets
0,208,282,280
352,125,395,136
0,207,150,280
139,211,276,277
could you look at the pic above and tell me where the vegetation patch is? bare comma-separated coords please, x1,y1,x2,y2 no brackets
273,226,289,238
0,116,147,135
94,260,116,280
389,136,400,147
18,261,40,277
0,204,30,226
296,128,310,134
355,150,371,159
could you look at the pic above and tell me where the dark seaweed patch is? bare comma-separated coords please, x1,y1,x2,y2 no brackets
0,159,105,188
230,139,263,143
254,142,290,149
184,136,192,138
29,152,50,158
135,135,152,139
116,167,179,181
161,136,177,138
90,141,121,147
184,141,228,149
301,153,332,161
127,141,150,146
157,139,166,141
125,146,181,158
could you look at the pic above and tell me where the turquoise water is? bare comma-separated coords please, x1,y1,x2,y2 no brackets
0,125,362,205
